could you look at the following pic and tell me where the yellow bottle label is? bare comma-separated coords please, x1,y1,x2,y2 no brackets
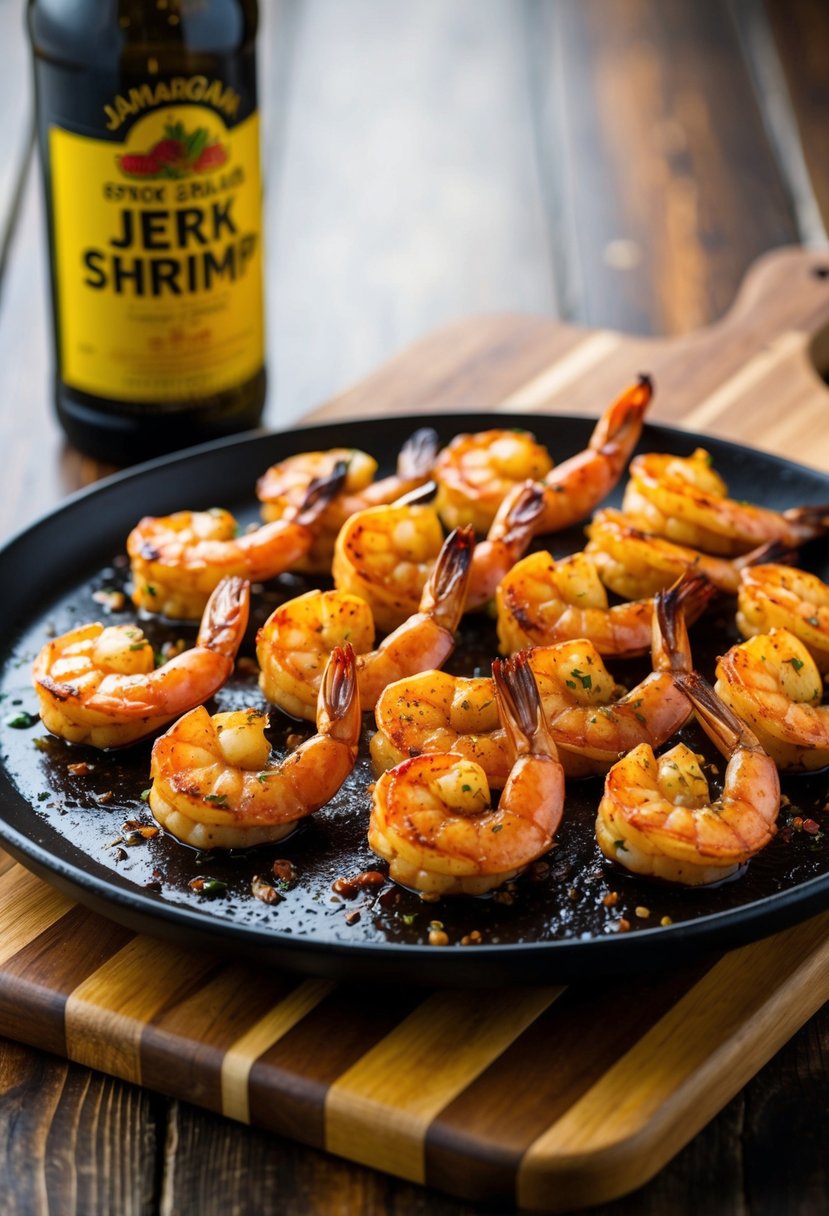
50,105,264,406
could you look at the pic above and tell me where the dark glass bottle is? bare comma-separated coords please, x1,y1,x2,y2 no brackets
28,0,265,464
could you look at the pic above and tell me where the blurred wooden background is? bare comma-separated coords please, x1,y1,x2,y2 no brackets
1,0,828,535
1,1,828,1213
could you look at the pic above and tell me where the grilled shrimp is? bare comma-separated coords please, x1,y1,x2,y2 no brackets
737,564,829,672
33,577,250,749
368,652,565,895
496,548,711,658
715,628,829,771
333,482,545,631
585,508,792,600
433,376,652,536
149,645,360,850
256,428,439,574
622,448,829,557
534,374,653,534
257,526,474,720
596,672,779,886
433,429,553,533
331,502,446,633
128,465,346,620
372,574,708,783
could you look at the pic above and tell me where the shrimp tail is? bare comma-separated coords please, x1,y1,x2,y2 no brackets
492,651,558,761
781,503,829,543
589,373,654,456
734,538,800,571
675,671,763,758
652,570,715,673
674,569,717,621
418,525,475,630
196,576,251,656
295,459,349,525
317,643,361,746
490,481,546,546
392,479,438,508
397,427,440,479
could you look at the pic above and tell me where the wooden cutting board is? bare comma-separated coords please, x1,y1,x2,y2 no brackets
2,246,829,1212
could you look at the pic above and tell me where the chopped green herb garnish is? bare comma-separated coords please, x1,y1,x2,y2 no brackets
204,793,229,807
5,711,38,729
785,657,805,672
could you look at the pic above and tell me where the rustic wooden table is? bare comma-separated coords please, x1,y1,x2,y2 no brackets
1,1,828,1212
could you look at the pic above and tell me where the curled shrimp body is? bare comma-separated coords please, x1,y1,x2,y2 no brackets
433,429,553,533
258,527,473,721
368,653,564,895
149,645,360,850
432,377,651,536
372,575,705,782
32,577,250,750
256,429,439,574
496,549,710,657
714,629,829,771
129,466,345,620
332,502,446,633
333,483,544,630
622,448,829,557
596,672,779,886
737,564,829,672
584,508,786,600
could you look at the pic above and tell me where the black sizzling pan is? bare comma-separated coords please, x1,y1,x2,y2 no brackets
0,414,827,987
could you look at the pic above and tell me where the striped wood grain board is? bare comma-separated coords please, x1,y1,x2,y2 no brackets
1,852,828,1211
3,245,829,1211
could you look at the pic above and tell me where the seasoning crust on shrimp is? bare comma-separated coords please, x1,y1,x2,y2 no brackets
737,564,829,672
623,447,829,556
496,546,711,658
333,481,545,630
433,375,652,535
596,673,779,886
585,508,791,600
33,576,250,749
128,462,346,620
373,573,710,783
368,652,565,896
257,427,439,574
715,629,829,771
257,526,474,721
149,644,360,850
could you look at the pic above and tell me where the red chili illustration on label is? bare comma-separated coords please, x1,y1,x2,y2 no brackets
117,119,228,179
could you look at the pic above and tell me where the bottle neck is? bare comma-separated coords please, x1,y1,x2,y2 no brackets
28,0,257,68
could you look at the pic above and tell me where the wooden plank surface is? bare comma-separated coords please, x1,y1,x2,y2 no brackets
1,1,828,1214
0,856,828,1211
